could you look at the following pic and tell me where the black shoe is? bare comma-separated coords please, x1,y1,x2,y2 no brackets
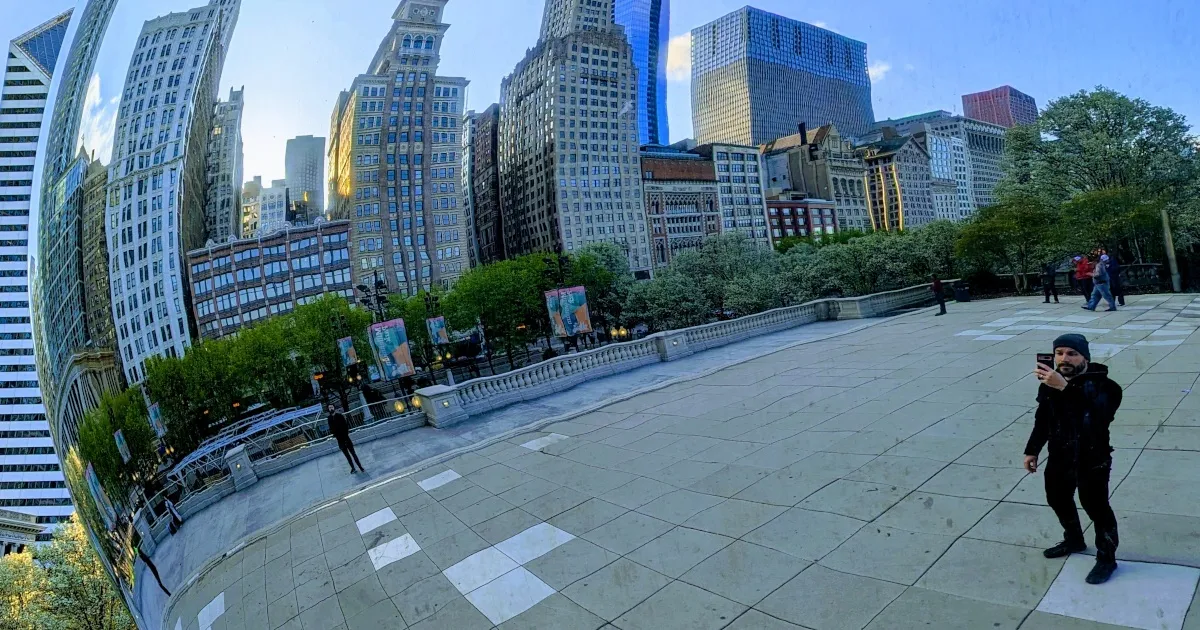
1106,308,1117,312
1086,559,1117,584
1044,300,1051,303
1043,539,1086,558
349,468,356,474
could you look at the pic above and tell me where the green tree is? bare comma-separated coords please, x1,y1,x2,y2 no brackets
0,550,40,629
623,273,710,332
291,294,374,407
77,389,157,497
443,258,542,365
33,519,135,630
231,316,308,408
144,337,240,455
957,199,1056,291
570,242,633,330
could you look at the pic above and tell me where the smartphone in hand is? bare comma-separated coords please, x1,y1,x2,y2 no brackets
1036,353,1054,370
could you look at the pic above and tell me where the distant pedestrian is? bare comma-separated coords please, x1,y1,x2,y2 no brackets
1106,255,1125,306
163,497,184,535
327,404,364,474
1041,263,1060,304
1074,256,1094,301
1083,255,1117,311
931,275,946,316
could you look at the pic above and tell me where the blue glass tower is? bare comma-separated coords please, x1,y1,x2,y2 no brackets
613,0,669,145
691,7,874,146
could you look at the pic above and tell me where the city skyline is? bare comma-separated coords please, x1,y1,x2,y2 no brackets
5,0,1199,188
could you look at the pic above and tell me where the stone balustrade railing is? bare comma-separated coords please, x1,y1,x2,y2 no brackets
415,281,944,427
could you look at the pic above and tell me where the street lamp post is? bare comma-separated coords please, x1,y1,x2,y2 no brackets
356,270,389,322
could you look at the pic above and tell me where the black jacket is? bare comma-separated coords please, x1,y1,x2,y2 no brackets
1025,363,1123,463
327,411,350,440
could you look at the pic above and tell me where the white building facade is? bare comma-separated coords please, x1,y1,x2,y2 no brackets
256,179,288,236
1,11,76,541
204,86,243,243
106,0,240,384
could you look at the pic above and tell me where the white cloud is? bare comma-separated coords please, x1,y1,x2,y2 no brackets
868,60,892,82
78,73,119,164
666,33,691,82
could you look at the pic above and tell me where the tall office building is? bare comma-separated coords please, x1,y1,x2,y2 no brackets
612,0,669,145
257,179,289,235
460,110,479,267
284,134,325,215
861,132,935,231
1,10,76,543
962,85,1037,129
30,0,121,468
691,7,874,146
327,1,471,296
240,175,261,236
470,104,502,265
877,111,1007,212
760,123,870,231
499,0,650,273
106,0,241,384
204,86,244,243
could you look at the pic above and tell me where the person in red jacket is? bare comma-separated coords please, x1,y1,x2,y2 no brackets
1074,256,1094,301
931,275,946,316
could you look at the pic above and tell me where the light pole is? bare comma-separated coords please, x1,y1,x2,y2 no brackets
1161,205,1183,292
356,270,389,322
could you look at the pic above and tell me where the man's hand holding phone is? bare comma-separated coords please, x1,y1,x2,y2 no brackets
1035,362,1068,390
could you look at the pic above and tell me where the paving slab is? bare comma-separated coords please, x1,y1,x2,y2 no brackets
680,540,808,606
917,538,1063,609
820,525,957,585
864,587,1028,630
1037,555,1199,630
756,564,906,630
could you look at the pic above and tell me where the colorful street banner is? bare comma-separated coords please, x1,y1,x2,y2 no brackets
546,286,593,337
545,290,567,337
148,403,167,438
85,463,118,531
426,316,450,345
337,336,358,367
368,319,416,379
114,430,131,464
558,285,593,335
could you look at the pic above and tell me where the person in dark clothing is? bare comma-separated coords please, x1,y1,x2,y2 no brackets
1024,334,1122,585
1106,256,1125,307
1041,263,1060,304
931,275,946,316
137,545,170,596
1074,256,1094,301
327,404,364,473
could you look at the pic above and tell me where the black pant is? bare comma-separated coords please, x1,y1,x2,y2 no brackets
337,435,363,471
936,294,946,315
1045,455,1118,562
1043,281,1059,302
1079,278,1094,300
1112,283,1125,306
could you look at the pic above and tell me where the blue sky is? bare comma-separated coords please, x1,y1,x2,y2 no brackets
4,0,1198,184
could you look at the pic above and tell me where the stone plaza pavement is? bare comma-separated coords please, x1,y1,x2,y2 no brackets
162,294,1200,630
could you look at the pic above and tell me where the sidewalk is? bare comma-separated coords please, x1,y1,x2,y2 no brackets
154,293,1200,630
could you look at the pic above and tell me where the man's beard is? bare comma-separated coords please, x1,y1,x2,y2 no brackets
1057,362,1084,376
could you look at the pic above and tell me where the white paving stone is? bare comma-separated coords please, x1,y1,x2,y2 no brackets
955,330,993,336
417,469,461,491
1120,324,1164,330
356,507,397,535
974,335,1015,341
1136,339,1185,347
1152,329,1193,336
197,592,224,630
1057,314,1099,323
1036,556,1199,630
520,433,569,451
1089,344,1128,359
444,547,519,594
367,534,421,570
495,522,575,565
464,567,556,625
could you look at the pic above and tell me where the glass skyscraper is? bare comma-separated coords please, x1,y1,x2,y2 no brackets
691,7,875,146
612,0,669,145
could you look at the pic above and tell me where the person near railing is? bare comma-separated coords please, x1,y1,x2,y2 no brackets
326,403,365,474
931,275,946,316
163,497,184,535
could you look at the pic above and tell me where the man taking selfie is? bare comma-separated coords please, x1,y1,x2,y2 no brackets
1024,334,1122,584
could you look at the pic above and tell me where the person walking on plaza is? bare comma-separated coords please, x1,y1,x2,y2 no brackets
1074,256,1094,301
327,403,365,474
1041,262,1060,304
931,275,946,316
1083,255,1117,311
1025,334,1122,585
1106,255,1125,307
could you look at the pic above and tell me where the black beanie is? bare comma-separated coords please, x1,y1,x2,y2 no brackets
1053,333,1090,361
